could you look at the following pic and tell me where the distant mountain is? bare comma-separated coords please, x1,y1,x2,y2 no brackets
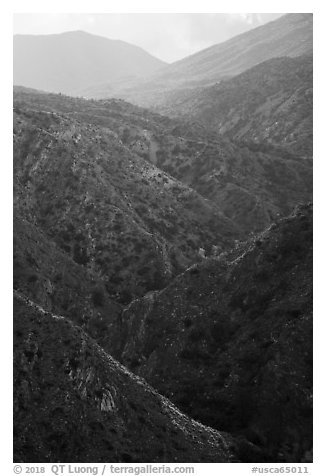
154,13,312,86
89,13,312,108
160,55,313,157
13,31,166,95
115,204,313,462
14,292,239,463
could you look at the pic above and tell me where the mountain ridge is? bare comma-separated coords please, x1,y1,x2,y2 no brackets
157,54,313,157
80,13,312,107
14,30,167,96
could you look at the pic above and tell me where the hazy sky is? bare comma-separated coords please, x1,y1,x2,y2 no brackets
13,13,284,63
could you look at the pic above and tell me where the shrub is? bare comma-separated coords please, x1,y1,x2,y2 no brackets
179,347,210,361
73,243,89,265
183,317,192,329
210,320,229,342
92,288,105,307
119,289,133,304
188,326,206,343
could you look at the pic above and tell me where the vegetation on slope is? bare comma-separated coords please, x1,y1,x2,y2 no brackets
161,55,312,157
14,215,122,353
14,96,236,303
116,205,313,462
14,87,312,236
14,293,238,463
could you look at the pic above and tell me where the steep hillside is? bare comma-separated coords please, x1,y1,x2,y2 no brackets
14,215,122,354
13,92,237,303
14,88,312,236
87,13,312,108
14,292,240,463
147,137,312,234
14,31,166,96
161,55,313,157
115,205,313,462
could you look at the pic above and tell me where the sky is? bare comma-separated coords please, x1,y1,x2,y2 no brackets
13,13,284,63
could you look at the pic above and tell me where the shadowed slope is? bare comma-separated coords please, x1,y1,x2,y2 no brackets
116,205,313,462
14,215,122,354
14,293,238,463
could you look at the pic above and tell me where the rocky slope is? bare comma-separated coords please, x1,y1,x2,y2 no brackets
14,87,312,236
160,55,312,157
115,204,313,462
14,31,166,96
14,91,237,303
13,292,239,463
87,14,313,108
